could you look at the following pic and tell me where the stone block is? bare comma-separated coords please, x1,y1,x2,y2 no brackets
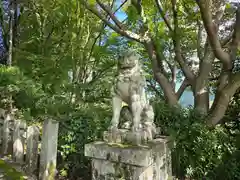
85,141,153,167
1,114,11,155
0,108,5,145
103,129,153,146
92,159,154,180
26,125,40,174
125,130,142,145
85,137,172,180
103,129,128,143
39,119,59,180
12,120,26,164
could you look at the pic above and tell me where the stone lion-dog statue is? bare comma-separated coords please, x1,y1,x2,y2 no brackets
109,50,156,142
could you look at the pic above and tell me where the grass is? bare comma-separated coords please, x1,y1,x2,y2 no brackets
0,159,25,180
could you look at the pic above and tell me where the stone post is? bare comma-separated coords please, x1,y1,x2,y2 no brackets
0,120,3,145
26,125,40,174
1,114,11,155
0,108,5,145
12,120,26,163
39,119,59,180
85,135,172,180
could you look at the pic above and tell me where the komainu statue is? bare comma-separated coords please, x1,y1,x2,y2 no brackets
108,50,156,142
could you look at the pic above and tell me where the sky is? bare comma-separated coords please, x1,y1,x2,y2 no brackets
115,0,127,20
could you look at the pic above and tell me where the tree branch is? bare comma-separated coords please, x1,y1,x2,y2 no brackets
147,80,163,97
145,42,178,105
83,0,178,106
131,0,149,36
115,0,128,12
171,0,195,83
197,21,203,61
176,78,189,100
208,72,240,126
221,31,233,47
86,0,117,63
196,3,228,96
96,0,123,29
210,7,240,115
155,0,173,31
196,0,231,65
88,63,115,85
81,1,143,43
230,7,240,63
165,59,176,88
154,50,170,78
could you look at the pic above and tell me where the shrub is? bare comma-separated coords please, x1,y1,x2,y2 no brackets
57,104,111,179
153,100,239,179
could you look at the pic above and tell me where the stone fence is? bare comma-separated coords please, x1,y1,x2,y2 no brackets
0,110,59,180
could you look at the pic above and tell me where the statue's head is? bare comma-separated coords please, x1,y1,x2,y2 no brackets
118,50,139,69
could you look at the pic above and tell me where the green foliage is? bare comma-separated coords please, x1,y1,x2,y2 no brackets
154,100,240,179
0,159,25,180
0,65,44,117
0,0,238,179
57,104,111,179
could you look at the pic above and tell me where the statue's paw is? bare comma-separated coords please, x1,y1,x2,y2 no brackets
108,125,118,132
142,131,148,142
131,125,140,132
152,126,157,136
141,129,153,143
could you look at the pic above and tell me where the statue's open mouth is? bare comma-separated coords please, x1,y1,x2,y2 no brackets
120,66,132,69
120,64,135,69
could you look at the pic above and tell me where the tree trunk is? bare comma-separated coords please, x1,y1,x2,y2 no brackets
208,73,240,125
208,86,238,125
194,86,209,114
7,1,14,66
194,64,212,114
144,41,179,106
12,0,18,48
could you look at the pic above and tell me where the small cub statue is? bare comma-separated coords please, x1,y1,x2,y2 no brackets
109,50,156,143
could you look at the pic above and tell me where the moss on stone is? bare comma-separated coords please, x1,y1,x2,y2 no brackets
47,161,56,180
107,142,148,149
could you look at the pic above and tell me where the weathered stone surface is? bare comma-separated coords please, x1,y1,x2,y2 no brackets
1,114,11,155
109,50,156,138
26,125,40,174
150,137,172,180
125,130,142,145
39,119,59,180
103,129,153,146
12,120,26,164
0,108,5,145
103,129,128,143
85,137,172,180
92,159,153,180
85,141,153,167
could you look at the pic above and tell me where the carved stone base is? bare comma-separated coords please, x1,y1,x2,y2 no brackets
85,137,172,180
103,129,155,145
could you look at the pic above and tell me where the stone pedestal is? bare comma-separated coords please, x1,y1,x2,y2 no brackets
85,137,172,180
